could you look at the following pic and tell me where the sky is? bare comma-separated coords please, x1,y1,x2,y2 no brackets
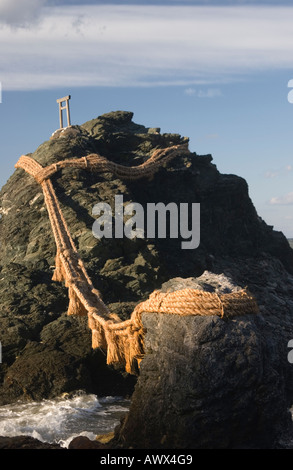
1,1,293,238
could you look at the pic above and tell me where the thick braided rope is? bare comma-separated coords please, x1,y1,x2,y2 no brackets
15,145,259,374
133,288,259,319
16,145,188,184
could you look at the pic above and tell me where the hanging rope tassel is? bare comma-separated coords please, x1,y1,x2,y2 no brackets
91,325,107,350
67,285,88,316
52,249,66,283
104,327,126,367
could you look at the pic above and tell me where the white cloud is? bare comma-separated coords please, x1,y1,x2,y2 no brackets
198,88,223,98
184,87,197,96
270,193,293,205
264,164,293,179
184,87,223,97
265,170,278,179
0,0,47,27
1,5,293,90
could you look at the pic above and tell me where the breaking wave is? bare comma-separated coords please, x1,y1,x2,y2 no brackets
0,391,130,448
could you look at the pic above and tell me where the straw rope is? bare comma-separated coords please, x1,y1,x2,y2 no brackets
18,145,188,185
15,144,259,374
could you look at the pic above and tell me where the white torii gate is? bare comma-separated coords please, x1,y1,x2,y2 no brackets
56,95,71,129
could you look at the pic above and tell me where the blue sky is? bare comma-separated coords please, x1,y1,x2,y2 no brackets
1,1,293,237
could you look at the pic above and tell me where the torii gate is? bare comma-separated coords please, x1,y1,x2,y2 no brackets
57,95,71,129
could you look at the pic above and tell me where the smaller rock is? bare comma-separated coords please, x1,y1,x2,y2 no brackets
96,431,115,444
116,272,292,449
0,436,62,449
68,436,106,449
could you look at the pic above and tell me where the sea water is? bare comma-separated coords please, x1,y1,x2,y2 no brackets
0,391,130,448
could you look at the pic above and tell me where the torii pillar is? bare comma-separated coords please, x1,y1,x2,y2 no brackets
57,95,71,129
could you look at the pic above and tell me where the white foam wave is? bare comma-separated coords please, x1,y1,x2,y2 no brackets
0,391,130,448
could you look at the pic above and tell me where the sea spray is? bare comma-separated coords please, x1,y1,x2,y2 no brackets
0,391,130,448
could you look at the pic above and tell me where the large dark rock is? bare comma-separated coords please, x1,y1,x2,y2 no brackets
116,273,293,449
0,110,293,450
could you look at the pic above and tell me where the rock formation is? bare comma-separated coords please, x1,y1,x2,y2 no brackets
116,273,293,449
1,110,293,448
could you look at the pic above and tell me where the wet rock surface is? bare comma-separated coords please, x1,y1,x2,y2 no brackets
0,435,62,449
